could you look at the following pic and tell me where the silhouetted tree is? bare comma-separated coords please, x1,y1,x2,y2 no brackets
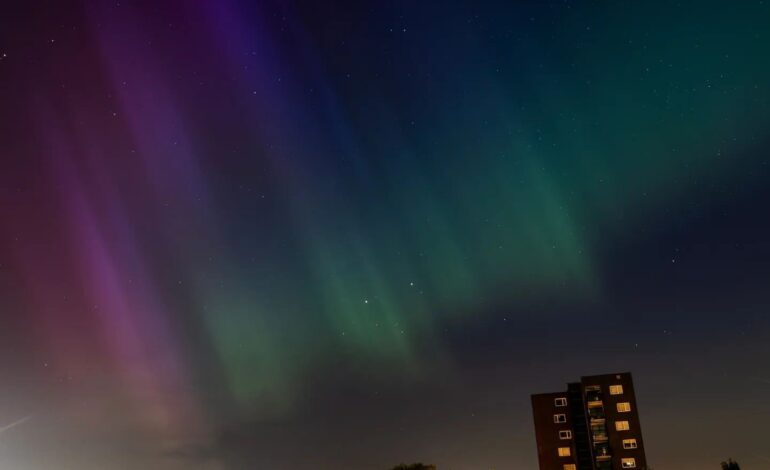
391,464,436,470
721,459,740,470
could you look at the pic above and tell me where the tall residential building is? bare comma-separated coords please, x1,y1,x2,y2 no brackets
531,372,648,470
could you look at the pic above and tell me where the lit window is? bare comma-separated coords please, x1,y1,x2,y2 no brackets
564,465,577,470
621,457,637,468
554,414,567,423
615,420,630,431
617,402,632,413
609,385,624,395
555,397,568,407
558,447,571,457
559,430,573,440
623,439,638,449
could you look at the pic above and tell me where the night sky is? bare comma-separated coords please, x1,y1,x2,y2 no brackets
1,1,770,469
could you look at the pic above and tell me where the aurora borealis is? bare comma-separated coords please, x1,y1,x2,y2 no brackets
2,1,770,469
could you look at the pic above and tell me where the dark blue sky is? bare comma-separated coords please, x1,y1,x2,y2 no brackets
1,1,769,468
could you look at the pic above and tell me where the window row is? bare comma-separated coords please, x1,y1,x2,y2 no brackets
554,395,627,410
563,457,635,469
585,383,624,396
557,432,634,446
554,403,629,427
558,446,635,461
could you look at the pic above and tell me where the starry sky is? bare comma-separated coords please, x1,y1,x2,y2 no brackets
1,1,770,469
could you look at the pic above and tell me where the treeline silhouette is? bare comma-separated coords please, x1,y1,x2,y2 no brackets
721,459,740,470
388,459,739,469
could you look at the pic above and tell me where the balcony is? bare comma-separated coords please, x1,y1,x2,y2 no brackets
585,388,603,403
587,407,606,420
594,443,611,459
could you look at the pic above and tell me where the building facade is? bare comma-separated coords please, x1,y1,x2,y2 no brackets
531,372,647,470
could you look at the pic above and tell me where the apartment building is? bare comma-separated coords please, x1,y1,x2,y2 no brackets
531,372,647,470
